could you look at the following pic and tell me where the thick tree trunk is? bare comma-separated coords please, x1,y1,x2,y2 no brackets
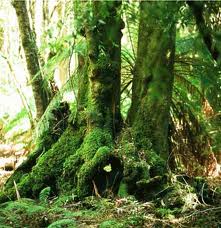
62,1,124,197
129,2,176,160
86,1,123,133
0,1,123,202
12,0,50,120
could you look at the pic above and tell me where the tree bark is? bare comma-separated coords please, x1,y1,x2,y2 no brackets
86,1,123,133
12,0,50,120
129,2,176,160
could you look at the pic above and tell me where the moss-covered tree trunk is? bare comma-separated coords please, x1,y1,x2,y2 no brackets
62,1,124,197
12,0,50,120
129,1,176,160
85,1,122,133
0,1,123,202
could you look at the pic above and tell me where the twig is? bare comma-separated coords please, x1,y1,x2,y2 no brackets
183,206,221,220
13,180,21,200
92,180,101,198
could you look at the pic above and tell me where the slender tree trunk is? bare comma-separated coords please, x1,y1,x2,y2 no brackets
129,2,176,160
12,0,50,120
187,1,220,63
28,0,36,39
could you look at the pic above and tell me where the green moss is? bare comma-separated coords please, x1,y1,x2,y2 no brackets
115,127,169,200
148,151,166,177
77,146,113,197
2,126,84,200
1,102,72,202
0,199,48,227
17,174,33,197
61,128,114,197
29,126,83,196
35,100,70,150
117,182,129,197
78,127,113,160
0,174,33,203
116,129,150,195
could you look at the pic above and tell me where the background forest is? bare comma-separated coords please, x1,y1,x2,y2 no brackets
0,0,221,227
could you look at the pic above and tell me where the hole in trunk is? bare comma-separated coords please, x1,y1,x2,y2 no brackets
93,156,123,197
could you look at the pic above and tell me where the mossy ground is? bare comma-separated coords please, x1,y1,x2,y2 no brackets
0,191,220,228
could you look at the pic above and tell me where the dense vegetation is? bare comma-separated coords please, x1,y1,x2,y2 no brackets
0,1,221,227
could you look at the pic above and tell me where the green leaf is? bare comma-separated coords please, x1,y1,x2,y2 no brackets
103,164,112,172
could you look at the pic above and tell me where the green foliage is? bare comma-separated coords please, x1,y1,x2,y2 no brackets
2,2,221,223
99,219,123,228
47,218,76,228
39,187,51,204
117,182,128,198
0,199,48,227
52,195,77,207
156,208,176,219
3,107,29,133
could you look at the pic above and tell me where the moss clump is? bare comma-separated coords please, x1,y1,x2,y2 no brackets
1,126,84,201
35,100,70,150
29,126,84,197
62,127,123,197
147,150,166,177
77,146,120,197
116,128,150,196
116,127,168,200
0,102,71,202
117,182,129,198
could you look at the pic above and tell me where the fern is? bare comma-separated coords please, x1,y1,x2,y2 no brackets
39,187,51,204
48,218,76,228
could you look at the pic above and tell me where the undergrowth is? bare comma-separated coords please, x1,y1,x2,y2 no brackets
0,177,221,228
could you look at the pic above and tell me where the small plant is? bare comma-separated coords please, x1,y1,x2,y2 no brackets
47,218,76,228
39,187,51,204
156,208,175,219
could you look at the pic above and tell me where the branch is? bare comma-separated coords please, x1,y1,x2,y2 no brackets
187,1,220,62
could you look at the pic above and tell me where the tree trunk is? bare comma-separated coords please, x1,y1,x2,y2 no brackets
187,1,220,63
129,1,176,160
0,1,123,201
85,1,123,133
12,0,50,120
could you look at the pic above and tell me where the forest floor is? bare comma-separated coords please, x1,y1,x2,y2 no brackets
1,160,221,228
0,193,221,228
